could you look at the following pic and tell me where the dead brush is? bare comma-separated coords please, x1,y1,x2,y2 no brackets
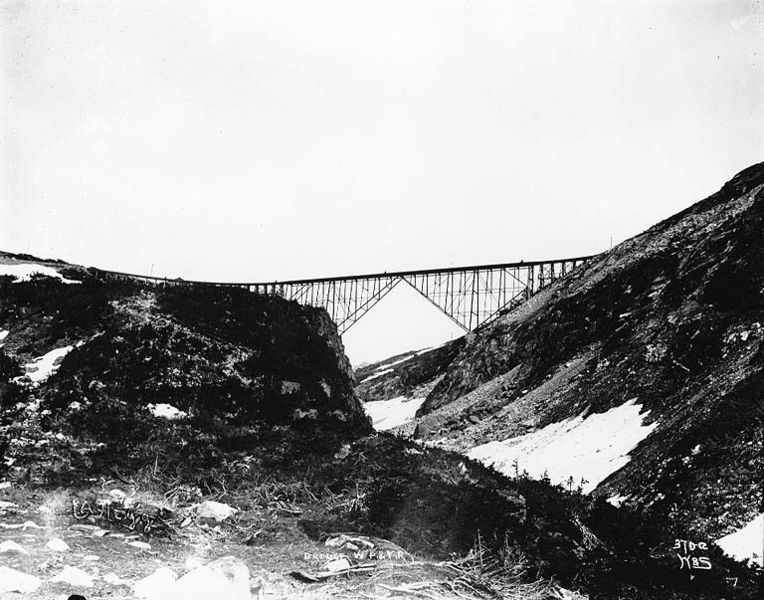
319,483,369,514
318,542,556,600
343,485,368,513
229,477,317,517
163,483,203,507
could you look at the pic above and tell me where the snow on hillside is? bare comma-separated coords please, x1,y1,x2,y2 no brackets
364,396,426,431
0,330,8,345
715,513,764,567
148,403,188,420
0,263,80,284
467,399,658,493
360,368,394,384
358,347,437,384
607,494,629,508
14,345,76,385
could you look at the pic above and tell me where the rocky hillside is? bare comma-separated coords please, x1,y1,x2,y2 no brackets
0,258,370,480
359,163,764,570
0,239,760,600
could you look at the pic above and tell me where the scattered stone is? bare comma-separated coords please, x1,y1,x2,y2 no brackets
92,528,110,537
175,556,250,600
0,539,28,555
334,444,351,460
291,408,318,421
325,534,375,550
0,566,43,594
147,403,187,420
127,540,152,550
323,556,352,573
53,565,95,588
132,567,178,599
68,523,101,533
5,519,43,530
46,538,71,552
280,380,301,394
194,500,237,522
330,409,347,421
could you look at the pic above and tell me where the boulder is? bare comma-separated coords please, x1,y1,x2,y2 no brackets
127,540,152,550
175,556,250,600
46,538,71,552
53,565,94,588
132,567,178,599
0,540,28,555
194,500,238,523
0,566,42,594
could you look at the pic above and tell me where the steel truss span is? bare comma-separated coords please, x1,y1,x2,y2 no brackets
98,256,595,334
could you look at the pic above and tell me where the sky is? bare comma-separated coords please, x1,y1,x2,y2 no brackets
1,0,762,364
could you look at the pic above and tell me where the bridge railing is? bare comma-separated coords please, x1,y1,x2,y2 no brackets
93,254,596,333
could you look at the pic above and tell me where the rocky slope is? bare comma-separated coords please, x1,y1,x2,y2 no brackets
0,234,760,600
358,163,764,569
0,257,370,484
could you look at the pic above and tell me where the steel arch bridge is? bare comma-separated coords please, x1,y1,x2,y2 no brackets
100,255,594,334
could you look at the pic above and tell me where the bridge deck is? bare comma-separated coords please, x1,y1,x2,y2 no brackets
96,254,597,333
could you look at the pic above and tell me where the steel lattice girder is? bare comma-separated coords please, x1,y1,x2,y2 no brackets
97,256,594,334
265,257,592,333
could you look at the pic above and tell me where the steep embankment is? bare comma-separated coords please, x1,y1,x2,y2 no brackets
0,258,370,485
368,164,764,565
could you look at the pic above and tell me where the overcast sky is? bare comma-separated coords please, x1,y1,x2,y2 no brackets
1,0,762,364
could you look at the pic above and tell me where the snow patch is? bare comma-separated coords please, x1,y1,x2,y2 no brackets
607,494,629,508
0,263,80,284
364,396,426,431
467,399,658,493
715,513,763,567
0,330,8,344
378,353,417,370
147,403,187,420
16,346,76,385
360,368,393,383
